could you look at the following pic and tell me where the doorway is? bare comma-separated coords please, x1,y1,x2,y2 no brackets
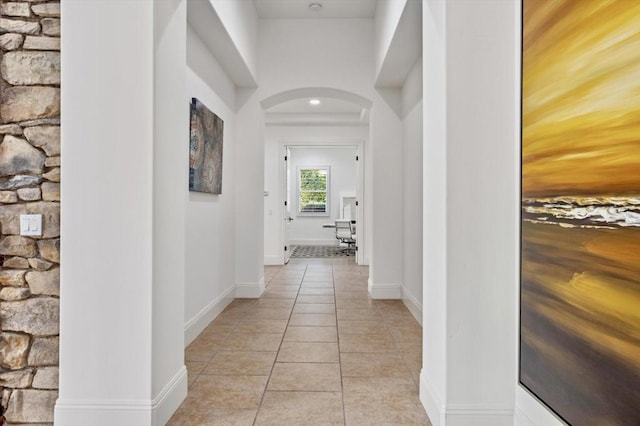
272,141,365,265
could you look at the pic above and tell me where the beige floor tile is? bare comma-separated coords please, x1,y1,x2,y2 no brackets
268,278,303,285
342,377,424,415
267,362,341,391
255,391,344,425
298,287,334,295
296,295,334,304
202,351,277,375
389,325,422,343
167,408,258,426
292,303,335,314
372,299,405,310
277,341,339,363
289,313,337,326
181,375,268,410
302,275,334,282
242,308,292,320
274,273,305,280
337,308,379,321
221,333,283,351
334,278,368,285
210,313,243,326
335,298,373,309
338,320,388,336
235,319,288,334
185,344,216,363
173,259,427,425
334,290,370,300
300,281,334,288
381,312,421,327
397,342,423,361
197,326,235,345
284,326,338,342
341,352,412,378
255,298,295,309
262,290,298,299
339,333,396,353
345,407,431,425
265,284,300,292
186,361,206,386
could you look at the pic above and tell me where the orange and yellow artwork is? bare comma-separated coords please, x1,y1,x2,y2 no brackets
521,1,640,424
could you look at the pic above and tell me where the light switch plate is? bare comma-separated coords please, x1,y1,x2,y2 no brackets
20,214,42,236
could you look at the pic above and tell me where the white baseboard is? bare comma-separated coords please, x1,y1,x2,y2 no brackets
54,367,187,426
235,276,265,298
420,372,514,426
421,372,445,426
184,285,235,346
401,285,423,325
289,239,338,246
515,385,565,426
152,366,188,426
264,254,282,265
367,278,402,299
444,404,513,426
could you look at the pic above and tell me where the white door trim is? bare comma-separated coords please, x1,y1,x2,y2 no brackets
278,139,366,265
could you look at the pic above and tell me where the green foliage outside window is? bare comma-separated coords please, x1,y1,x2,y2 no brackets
299,168,328,213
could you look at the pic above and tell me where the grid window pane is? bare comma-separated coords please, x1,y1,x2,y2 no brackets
299,168,328,214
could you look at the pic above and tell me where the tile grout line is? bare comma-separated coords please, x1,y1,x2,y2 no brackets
334,263,348,426
252,263,308,426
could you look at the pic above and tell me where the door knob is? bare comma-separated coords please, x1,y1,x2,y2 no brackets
286,217,294,222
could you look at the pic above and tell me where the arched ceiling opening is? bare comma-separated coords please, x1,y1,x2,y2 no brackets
261,87,372,126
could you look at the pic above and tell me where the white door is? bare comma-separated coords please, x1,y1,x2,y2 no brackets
283,147,293,263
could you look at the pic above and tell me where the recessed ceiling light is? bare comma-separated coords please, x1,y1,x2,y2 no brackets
309,99,321,106
309,3,322,12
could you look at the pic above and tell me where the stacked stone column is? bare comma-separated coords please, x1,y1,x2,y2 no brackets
0,1,60,424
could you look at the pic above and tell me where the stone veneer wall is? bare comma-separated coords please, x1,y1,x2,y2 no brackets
0,0,60,424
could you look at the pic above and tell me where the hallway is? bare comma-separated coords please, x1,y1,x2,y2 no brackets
169,258,430,425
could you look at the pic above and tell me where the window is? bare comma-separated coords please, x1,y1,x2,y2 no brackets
298,167,329,215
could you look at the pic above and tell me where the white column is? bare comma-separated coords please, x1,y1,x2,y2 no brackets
368,102,404,299
58,1,187,424
421,1,518,425
152,0,188,423
234,98,266,297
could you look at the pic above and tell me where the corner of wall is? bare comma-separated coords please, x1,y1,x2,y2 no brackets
420,372,445,426
152,366,188,426
401,285,423,325
368,277,402,299
235,276,265,298
184,285,235,346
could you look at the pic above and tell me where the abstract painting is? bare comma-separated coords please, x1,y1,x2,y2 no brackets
189,97,223,194
521,1,640,425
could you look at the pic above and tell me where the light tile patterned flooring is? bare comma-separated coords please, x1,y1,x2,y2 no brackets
168,258,431,425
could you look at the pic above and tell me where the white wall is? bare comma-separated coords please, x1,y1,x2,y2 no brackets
209,0,259,81
421,1,517,425
184,26,237,345
263,125,368,264
240,18,402,291
58,1,187,424
287,147,357,245
421,1,448,422
402,59,423,323
152,2,188,423
374,0,407,77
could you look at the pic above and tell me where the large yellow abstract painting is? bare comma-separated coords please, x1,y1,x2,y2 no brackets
521,1,640,424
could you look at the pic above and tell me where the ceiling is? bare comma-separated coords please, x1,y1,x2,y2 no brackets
254,0,377,19
268,97,363,114
254,0,380,124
